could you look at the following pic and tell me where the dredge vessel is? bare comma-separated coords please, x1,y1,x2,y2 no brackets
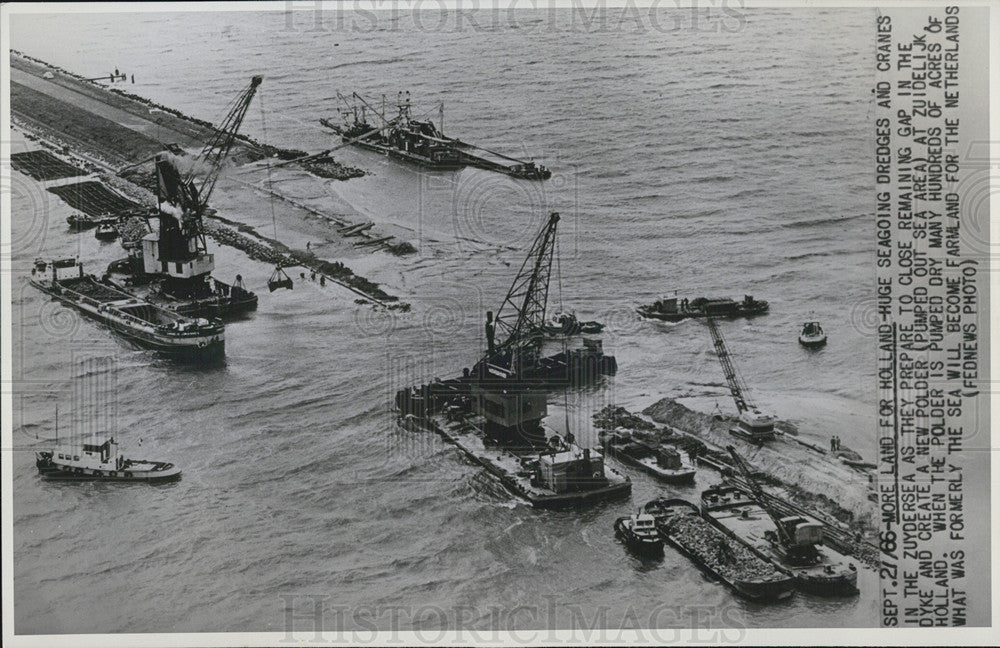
700,448,859,596
396,213,627,507
30,258,224,360
643,497,795,601
637,295,768,322
321,92,551,180
108,76,263,320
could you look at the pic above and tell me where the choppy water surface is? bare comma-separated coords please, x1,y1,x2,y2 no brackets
10,7,878,633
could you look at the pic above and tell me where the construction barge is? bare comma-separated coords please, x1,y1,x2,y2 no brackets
637,295,768,322
30,259,224,360
405,412,630,509
396,213,626,507
644,498,795,601
702,450,860,597
320,92,551,180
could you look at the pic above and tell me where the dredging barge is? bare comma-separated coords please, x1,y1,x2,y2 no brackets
321,92,551,180
637,295,768,322
700,451,859,597
30,259,224,360
644,497,795,601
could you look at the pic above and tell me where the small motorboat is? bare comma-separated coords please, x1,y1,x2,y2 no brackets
542,311,604,336
798,321,827,347
614,511,664,556
94,221,118,241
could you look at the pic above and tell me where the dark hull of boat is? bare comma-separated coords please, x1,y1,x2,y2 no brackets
614,518,664,556
36,455,181,483
637,304,769,322
32,280,225,363
396,349,617,419
323,120,550,180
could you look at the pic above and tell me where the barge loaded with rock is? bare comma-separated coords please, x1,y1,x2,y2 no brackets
30,258,224,360
701,448,860,596
644,497,795,601
321,91,551,180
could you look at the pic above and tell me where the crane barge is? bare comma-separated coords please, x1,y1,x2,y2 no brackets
106,76,263,319
395,212,616,422
394,212,627,507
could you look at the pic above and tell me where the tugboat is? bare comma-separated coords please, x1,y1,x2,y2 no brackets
322,92,551,180
701,450,859,596
798,321,827,347
614,511,664,556
30,258,225,361
644,497,795,601
36,436,180,482
94,221,118,242
604,433,696,484
637,295,769,322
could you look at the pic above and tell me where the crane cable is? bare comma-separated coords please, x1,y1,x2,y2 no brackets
258,88,279,241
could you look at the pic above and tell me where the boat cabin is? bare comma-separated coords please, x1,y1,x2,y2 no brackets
655,447,683,470
536,447,607,493
52,437,124,471
631,513,657,533
802,322,823,336
779,516,825,547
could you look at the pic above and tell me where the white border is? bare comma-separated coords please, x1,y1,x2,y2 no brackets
1,1,996,646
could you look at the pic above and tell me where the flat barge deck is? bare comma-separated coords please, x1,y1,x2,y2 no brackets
406,414,631,509
30,259,224,361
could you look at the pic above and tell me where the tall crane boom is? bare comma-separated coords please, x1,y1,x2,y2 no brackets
187,75,263,217
484,212,559,375
706,316,754,413
150,75,262,283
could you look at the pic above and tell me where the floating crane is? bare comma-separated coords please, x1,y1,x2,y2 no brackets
143,76,263,297
393,211,616,420
706,317,776,443
318,91,551,180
